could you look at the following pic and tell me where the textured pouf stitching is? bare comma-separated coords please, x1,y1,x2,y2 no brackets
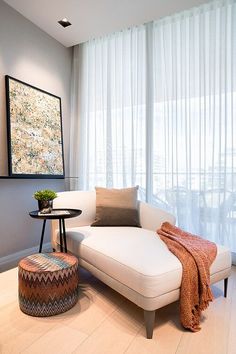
18,253,79,317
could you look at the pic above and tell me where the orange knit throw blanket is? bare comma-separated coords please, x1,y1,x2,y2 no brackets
157,222,217,332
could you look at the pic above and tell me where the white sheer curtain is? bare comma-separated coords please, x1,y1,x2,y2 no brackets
70,0,236,252
70,27,147,192
151,1,236,250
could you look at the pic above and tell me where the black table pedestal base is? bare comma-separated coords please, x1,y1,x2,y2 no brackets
59,218,67,253
38,218,67,253
39,220,46,253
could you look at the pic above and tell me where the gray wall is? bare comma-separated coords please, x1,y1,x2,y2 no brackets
0,0,73,265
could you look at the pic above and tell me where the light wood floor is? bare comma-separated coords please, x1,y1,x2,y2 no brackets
0,266,235,354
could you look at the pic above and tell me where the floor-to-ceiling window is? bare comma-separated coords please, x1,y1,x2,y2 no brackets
70,0,236,252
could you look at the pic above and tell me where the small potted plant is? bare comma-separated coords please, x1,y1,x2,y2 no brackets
33,189,57,213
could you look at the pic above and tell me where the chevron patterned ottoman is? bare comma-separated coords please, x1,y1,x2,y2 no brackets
18,252,79,317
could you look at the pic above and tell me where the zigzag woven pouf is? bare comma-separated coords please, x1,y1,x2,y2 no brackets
18,252,79,317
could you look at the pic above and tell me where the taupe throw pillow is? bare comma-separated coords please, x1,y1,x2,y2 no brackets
91,186,141,227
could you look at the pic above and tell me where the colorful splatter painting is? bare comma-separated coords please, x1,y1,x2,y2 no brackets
5,76,64,177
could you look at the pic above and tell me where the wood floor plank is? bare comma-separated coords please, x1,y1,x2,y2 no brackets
21,324,88,354
0,266,235,354
0,268,18,309
0,303,59,353
62,286,124,335
73,299,143,354
176,284,232,354
125,302,183,354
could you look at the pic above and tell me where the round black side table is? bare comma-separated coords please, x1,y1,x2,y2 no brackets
29,209,82,253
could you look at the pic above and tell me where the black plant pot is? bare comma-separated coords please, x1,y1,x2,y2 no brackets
38,200,53,213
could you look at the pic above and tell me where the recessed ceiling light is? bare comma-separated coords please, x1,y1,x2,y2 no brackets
58,18,71,28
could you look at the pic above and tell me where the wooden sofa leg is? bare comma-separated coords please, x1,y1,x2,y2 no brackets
144,310,155,339
224,278,228,298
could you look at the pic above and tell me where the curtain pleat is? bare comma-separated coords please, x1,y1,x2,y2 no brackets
70,0,236,251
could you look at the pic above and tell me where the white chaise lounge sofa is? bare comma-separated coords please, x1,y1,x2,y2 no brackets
51,191,231,338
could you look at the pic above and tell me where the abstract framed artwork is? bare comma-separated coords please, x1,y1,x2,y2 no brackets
5,76,64,178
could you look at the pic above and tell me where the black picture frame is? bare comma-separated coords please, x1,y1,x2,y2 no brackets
5,75,65,179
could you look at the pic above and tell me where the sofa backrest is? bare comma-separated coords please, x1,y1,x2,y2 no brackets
53,191,96,227
53,190,175,230
139,201,176,231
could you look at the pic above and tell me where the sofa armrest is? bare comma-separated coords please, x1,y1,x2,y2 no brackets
139,201,176,231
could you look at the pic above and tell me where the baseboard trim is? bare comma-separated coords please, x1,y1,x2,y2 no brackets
0,243,52,272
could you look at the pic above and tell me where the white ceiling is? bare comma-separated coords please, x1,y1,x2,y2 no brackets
3,0,207,47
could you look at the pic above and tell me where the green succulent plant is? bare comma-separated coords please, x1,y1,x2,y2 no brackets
33,189,57,201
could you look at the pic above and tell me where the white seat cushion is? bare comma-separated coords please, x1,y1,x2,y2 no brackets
56,226,231,298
